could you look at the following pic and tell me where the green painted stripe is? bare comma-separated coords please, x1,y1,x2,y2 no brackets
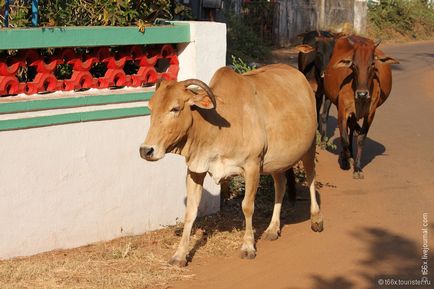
0,24,190,50
0,91,153,114
0,106,150,131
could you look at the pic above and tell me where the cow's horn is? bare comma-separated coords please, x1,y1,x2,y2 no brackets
347,36,355,46
181,79,216,108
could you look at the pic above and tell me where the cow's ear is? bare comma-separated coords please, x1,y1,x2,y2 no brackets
295,44,315,53
334,58,352,68
375,55,400,64
188,89,215,109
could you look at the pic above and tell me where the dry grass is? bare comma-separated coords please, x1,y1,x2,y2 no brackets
0,209,250,289
0,172,315,289
0,227,194,289
0,201,249,289
0,225,248,289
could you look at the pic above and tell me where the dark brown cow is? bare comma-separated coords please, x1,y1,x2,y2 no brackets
323,35,399,179
296,31,336,128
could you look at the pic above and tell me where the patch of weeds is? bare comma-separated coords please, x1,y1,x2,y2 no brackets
230,55,256,74
316,131,337,151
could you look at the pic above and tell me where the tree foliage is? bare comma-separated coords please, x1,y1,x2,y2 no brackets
1,0,190,27
368,0,434,39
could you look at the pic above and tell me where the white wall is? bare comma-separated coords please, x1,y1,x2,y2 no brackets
177,21,227,84
354,0,368,34
0,21,226,259
0,113,219,259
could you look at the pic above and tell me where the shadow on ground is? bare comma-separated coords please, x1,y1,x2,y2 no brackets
329,136,386,170
416,53,434,58
323,115,386,170
183,176,314,263
391,64,405,71
295,224,434,289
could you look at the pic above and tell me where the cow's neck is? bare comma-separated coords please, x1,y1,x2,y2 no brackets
178,108,221,173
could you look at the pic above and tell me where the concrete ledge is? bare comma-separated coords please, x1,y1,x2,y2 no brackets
0,24,190,49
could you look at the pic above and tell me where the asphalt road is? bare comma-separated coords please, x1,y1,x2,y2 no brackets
170,41,434,289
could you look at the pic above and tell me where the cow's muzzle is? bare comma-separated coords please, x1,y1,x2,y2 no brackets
355,90,370,100
140,145,156,161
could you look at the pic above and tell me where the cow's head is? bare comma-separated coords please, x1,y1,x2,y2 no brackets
296,34,336,78
334,37,399,100
139,79,216,161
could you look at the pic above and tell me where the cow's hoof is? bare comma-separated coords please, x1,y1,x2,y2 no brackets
262,229,280,241
311,220,324,232
311,213,324,232
339,156,351,170
353,171,364,179
240,249,256,259
168,256,187,267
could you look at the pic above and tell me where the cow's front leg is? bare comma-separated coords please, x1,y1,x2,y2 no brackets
353,133,367,179
240,164,260,259
338,111,352,170
169,170,205,267
353,116,372,179
315,89,324,129
319,97,332,148
263,172,286,241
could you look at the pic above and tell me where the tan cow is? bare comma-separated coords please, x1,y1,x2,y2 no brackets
139,64,323,266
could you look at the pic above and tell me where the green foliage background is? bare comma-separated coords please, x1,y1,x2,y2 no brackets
225,0,274,62
368,0,434,39
1,0,191,27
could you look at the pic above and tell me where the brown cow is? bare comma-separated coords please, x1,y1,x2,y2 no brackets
324,35,399,179
139,64,323,266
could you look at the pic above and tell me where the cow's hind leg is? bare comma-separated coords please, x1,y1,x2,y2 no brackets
302,142,324,232
169,170,205,267
240,163,260,259
315,90,324,130
263,172,287,241
286,168,296,206
349,123,355,159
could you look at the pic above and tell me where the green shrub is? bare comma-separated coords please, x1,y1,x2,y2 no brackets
1,0,189,27
2,0,30,27
230,55,256,74
226,13,270,63
368,0,434,39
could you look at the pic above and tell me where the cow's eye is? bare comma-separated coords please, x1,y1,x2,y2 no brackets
170,106,180,113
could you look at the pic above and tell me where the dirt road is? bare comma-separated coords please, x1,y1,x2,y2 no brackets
169,41,434,289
